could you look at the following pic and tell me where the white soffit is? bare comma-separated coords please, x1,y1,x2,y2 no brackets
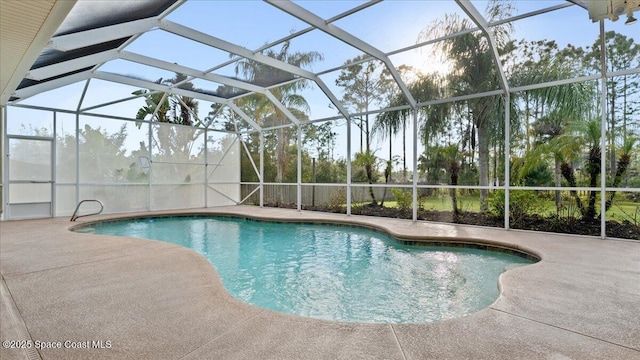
0,0,77,104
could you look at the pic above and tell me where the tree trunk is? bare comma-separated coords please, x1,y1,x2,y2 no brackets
605,152,630,211
585,146,601,220
450,168,459,215
554,158,562,212
402,121,407,183
609,84,616,177
492,142,497,186
366,163,377,205
358,118,363,154
561,162,585,216
477,124,489,212
276,127,288,183
381,161,392,207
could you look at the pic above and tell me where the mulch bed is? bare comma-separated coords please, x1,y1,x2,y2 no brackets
263,202,639,240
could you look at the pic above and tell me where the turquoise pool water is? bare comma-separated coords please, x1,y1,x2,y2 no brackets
83,216,534,323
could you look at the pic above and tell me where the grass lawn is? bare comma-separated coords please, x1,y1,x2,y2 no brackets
364,194,640,223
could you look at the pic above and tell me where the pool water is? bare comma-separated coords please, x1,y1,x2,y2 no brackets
84,216,534,323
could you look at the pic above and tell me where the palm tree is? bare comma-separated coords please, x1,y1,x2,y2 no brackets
441,144,462,215
132,79,170,123
353,150,379,205
234,42,323,182
164,73,199,127
133,73,201,127
522,119,635,221
605,137,636,211
132,74,203,167
375,73,449,183
418,0,515,212
512,56,594,210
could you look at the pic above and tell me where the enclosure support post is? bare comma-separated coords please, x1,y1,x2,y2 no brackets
346,116,352,216
52,112,57,217
504,93,510,230
75,111,80,208
599,20,607,239
259,132,264,208
2,107,7,219
312,158,316,207
297,125,302,212
148,120,152,211
73,79,90,217
204,128,208,208
412,108,418,222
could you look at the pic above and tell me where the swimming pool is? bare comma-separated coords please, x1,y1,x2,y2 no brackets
79,216,535,323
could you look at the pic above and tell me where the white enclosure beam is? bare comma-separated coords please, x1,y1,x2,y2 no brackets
80,90,161,113
241,139,261,181
121,51,301,127
160,20,315,79
297,125,302,211
599,20,607,239
121,51,267,94
226,102,262,131
158,19,351,120
204,103,225,129
150,92,169,122
265,90,300,125
412,108,418,222
455,0,509,92
13,70,93,99
176,94,202,126
265,0,417,110
207,136,238,180
76,78,91,111
26,50,120,81
93,71,229,104
504,92,511,230
47,17,159,51
318,3,573,77
93,71,172,93
259,133,265,207
208,0,381,75
314,78,351,120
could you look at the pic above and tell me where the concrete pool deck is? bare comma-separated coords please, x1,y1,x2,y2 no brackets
1,205,639,360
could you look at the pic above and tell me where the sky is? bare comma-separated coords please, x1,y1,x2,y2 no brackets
7,0,639,173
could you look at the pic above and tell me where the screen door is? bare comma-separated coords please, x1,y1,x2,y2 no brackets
7,136,54,219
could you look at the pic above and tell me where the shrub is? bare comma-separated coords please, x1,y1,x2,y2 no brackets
390,188,413,211
490,190,545,223
557,193,581,227
327,188,346,211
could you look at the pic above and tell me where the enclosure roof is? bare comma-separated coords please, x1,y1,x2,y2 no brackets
1,0,639,126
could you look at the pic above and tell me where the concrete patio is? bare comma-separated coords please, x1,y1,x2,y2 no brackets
1,206,639,359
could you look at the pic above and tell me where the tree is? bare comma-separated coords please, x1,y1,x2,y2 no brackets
585,31,640,176
164,73,199,127
510,43,595,210
133,73,201,127
336,55,392,155
605,137,636,211
521,120,633,221
376,72,449,183
78,124,131,182
234,41,322,183
336,55,395,204
419,0,515,212
302,122,336,162
133,74,204,182
353,150,380,205
441,144,462,215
